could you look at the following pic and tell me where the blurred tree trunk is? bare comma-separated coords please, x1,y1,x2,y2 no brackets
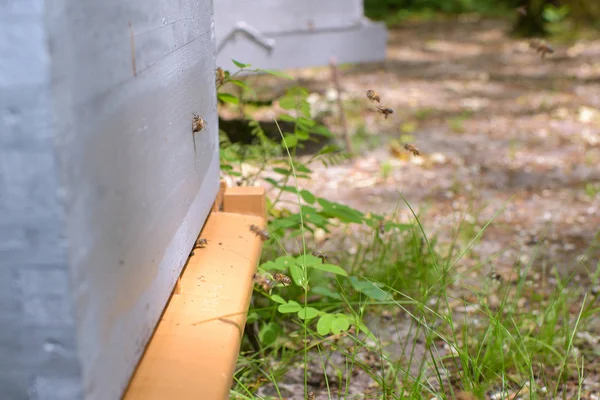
566,0,600,28
512,0,551,37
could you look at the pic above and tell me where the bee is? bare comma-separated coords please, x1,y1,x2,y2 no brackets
404,143,420,156
529,39,554,59
311,250,328,263
378,220,385,236
194,238,208,249
366,89,380,103
192,113,206,133
252,273,275,292
306,392,316,400
215,67,225,87
250,224,270,241
376,106,394,119
516,6,527,16
489,269,502,282
272,273,292,286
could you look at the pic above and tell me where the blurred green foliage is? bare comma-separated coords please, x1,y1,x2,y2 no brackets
364,0,512,21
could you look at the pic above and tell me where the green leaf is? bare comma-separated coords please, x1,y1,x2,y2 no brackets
228,79,248,89
257,68,294,79
313,126,333,137
289,263,306,288
273,167,291,176
299,101,311,118
299,190,316,204
217,92,239,104
357,320,376,340
349,277,392,301
294,129,309,140
282,134,298,148
279,114,296,122
263,177,280,187
277,300,302,314
296,164,312,173
295,254,323,268
258,322,280,346
312,263,348,276
311,286,342,300
270,294,286,304
331,316,351,334
298,307,319,321
317,314,335,335
317,198,364,224
274,255,296,269
232,59,251,68
279,96,297,110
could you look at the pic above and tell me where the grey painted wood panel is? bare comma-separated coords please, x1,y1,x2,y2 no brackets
213,0,387,72
1,0,219,398
214,0,364,39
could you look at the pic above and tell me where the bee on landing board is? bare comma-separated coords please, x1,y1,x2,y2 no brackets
366,89,381,103
376,106,394,119
194,238,208,249
249,224,270,241
404,143,420,156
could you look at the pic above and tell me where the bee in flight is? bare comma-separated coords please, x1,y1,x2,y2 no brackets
252,273,275,292
312,250,328,263
529,39,554,59
366,89,381,103
192,113,206,133
404,143,420,156
376,106,394,119
250,224,270,241
515,6,527,16
378,220,385,236
272,273,292,286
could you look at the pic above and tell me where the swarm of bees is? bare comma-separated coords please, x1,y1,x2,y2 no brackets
192,113,206,133
404,143,420,156
311,250,328,263
366,89,394,119
529,39,554,59
249,224,270,241
215,67,225,87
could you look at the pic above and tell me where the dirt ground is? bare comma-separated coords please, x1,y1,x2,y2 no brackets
232,17,600,399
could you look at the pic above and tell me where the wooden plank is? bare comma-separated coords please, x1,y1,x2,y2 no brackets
222,186,266,217
123,188,266,400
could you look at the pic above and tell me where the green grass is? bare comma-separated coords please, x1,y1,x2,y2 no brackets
218,62,598,400
227,131,597,400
